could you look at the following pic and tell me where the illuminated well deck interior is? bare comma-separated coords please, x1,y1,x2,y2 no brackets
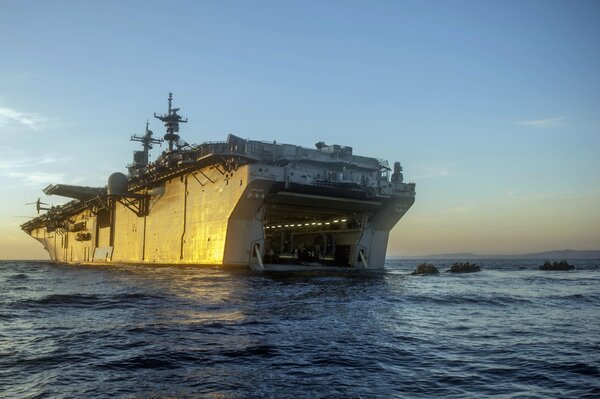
261,192,382,266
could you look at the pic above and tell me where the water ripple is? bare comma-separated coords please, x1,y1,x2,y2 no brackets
1,259,599,398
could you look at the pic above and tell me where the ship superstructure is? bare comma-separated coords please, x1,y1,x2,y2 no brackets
21,94,415,270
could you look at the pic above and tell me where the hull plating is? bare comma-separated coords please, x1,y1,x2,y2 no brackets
28,163,414,269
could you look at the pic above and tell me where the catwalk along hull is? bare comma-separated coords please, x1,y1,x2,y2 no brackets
22,96,415,270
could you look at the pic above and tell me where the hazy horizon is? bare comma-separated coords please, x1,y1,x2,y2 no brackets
3,245,599,262
1,1,599,260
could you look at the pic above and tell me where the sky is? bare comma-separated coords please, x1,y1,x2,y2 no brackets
1,0,599,259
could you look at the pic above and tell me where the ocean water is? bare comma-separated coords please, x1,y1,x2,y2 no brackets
1,259,599,398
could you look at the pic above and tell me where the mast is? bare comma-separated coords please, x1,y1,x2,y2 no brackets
130,120,163,166
153,93,188,152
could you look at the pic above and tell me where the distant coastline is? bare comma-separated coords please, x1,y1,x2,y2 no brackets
392,249,600,260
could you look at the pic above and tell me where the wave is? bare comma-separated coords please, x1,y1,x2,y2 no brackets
555,362,600,376
24,293,101,307
99,355,176,370
544,293,600,303
11,292,168,310
10,351,95,369
221,344,280,358
5,273,29,281
0,313,15,320
402,293,533,307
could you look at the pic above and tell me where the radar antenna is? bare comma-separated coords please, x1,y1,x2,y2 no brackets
153,93,188,152
130,120,163,166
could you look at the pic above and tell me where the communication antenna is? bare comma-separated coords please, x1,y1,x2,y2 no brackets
153,93,188,152
130,120,163,165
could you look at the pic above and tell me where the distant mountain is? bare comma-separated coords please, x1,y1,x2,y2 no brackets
504,250,600,260
402,252,481,260
392,249,600,260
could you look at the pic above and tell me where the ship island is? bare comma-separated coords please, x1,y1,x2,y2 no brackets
21,94,416,270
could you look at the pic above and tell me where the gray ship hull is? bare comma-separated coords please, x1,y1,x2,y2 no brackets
27,163,414,269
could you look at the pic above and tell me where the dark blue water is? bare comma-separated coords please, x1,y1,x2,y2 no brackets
1,259,599,398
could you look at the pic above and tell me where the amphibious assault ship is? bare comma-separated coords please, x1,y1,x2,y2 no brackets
21,94,415,270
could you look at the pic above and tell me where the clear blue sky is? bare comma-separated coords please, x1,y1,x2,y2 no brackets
1,0,599,258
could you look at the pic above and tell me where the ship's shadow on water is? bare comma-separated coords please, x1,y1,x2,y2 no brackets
1,259,600,398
